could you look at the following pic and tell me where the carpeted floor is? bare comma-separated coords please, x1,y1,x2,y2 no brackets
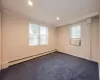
0,52,99,80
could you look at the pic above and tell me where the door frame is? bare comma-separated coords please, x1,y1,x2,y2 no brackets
0,12,1,70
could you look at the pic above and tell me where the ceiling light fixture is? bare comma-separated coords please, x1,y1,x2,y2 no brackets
28,0,33,6
57,16,60,20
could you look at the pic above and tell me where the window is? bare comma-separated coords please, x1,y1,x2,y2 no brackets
29,24,39,46
29,23,48,46
71,25,81,39
40,27,48,45
70,25,81,46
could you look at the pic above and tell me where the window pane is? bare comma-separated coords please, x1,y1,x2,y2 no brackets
40,27,47,35
71,25,81,39
40,36,47,45
29,23,39,46
29,35,39,46
29,24,39,36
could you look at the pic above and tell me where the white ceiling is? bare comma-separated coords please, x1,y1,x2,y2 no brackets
1,0,99,27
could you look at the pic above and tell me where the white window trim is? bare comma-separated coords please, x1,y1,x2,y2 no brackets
70,24,81,46
29,23,48,46
70,24,81,39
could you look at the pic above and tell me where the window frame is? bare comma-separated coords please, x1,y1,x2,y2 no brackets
40,26,48,45
70,24,81,46
70,24,81,39
29,23,48,46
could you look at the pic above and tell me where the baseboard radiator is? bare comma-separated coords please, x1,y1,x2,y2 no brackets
2,49,57,69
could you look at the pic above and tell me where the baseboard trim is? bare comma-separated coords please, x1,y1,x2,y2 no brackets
57,50,99,63
2,49,57,69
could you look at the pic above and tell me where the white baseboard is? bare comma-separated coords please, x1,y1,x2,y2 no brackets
57,50,98,62
2,49,57,69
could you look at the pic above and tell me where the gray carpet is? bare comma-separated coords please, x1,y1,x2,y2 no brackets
0,52,99,80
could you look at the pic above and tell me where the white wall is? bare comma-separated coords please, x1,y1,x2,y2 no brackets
2,9,57,66
99,3,100,80
57,17,99,62
91,17,99,62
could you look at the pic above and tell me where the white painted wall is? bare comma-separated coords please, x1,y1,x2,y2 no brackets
91,17,99,62
2,9,57,67
99,2,100,79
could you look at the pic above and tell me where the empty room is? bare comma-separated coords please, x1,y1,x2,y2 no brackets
0,0,100,80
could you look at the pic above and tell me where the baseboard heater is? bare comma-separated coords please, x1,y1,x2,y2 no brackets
2,49,57,69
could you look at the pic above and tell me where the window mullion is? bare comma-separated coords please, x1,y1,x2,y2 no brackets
39,26,40,45
46,28,48,44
